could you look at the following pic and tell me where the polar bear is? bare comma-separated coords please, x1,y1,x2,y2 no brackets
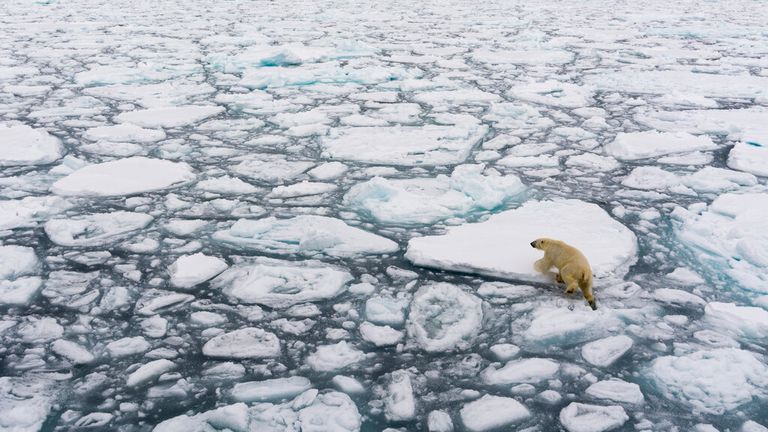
530,238,596,310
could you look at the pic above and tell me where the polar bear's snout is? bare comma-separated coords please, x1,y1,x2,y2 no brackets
530,241,536,248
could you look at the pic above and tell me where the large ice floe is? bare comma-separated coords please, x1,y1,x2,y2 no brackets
45,211,153,246
344,164,526,225
321,125,488,166
406,199,637,281
672,193,768,292
211,257,353,308
213,215,398,257
52,157,196,196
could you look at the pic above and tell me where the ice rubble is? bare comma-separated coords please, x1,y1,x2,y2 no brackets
648,348,768,414
213,215,398,258
673,193,768,292
0,123,63,166
52,157,196,197
45,211,153,247
211,257,352,308
459,395,530,432
406,283,483,352
406,199,637,282
153,391,361,432
202,328,281,359
115,105,224,128
321,125,488,166
604,131,717,160
344,164,526,225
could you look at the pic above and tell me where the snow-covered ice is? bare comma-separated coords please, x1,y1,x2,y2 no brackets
406,199,637,282
202,328,281,359
213,215,398,257
168,253,228,289
406,283,483,352
52,157,196,197
344,164,525,225
559,402,629,432
460,395,530,431
211,257,352,308
0,123,63,166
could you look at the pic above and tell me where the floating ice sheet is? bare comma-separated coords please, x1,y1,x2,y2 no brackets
406,199,637,282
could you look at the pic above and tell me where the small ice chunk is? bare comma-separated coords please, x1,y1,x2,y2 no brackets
0,278,43,306
196,176,258,194
481,358,559,385
407,283,483,352
0,123,63,166
106,336,151,357
51,339,95,365
585,379,644,404
559,402,628,432
202,328,281,359
460,395,530,432
306,341,365,372
126,359,175,387
489,344,520,361
268,181,337,198
52,157,195,197
365,296,408,326
231,377,312,402
332,375,366,395
581,335,633,367
605,131,717,161
667,268,706,286
213,215,397,258
428,410,454,432
385,370,416,421
212,257,352,308
359,322,403,347
168,253,228,289
17,317,63,343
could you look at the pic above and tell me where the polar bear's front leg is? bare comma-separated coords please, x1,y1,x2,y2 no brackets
534,257,552,273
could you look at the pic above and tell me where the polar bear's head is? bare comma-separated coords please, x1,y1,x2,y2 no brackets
530,238,557,250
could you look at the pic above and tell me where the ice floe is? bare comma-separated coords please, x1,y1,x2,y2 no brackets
321,125,488,166
406,199,637,282
115,105,224,128
202,328,281,359
559,402,628,432
604,131,717,161
306,341,365,372
231,377,312,402
0,123,63,166
211,257,352,308
728,141,768,177
406,283,483,352
344,164,525,225
482,357,559,385
581,335,633,367
460,395,530,432
168,253,228,289
45,211,153,247
213,215,398,258
648,348,768,414
52,157,195,197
